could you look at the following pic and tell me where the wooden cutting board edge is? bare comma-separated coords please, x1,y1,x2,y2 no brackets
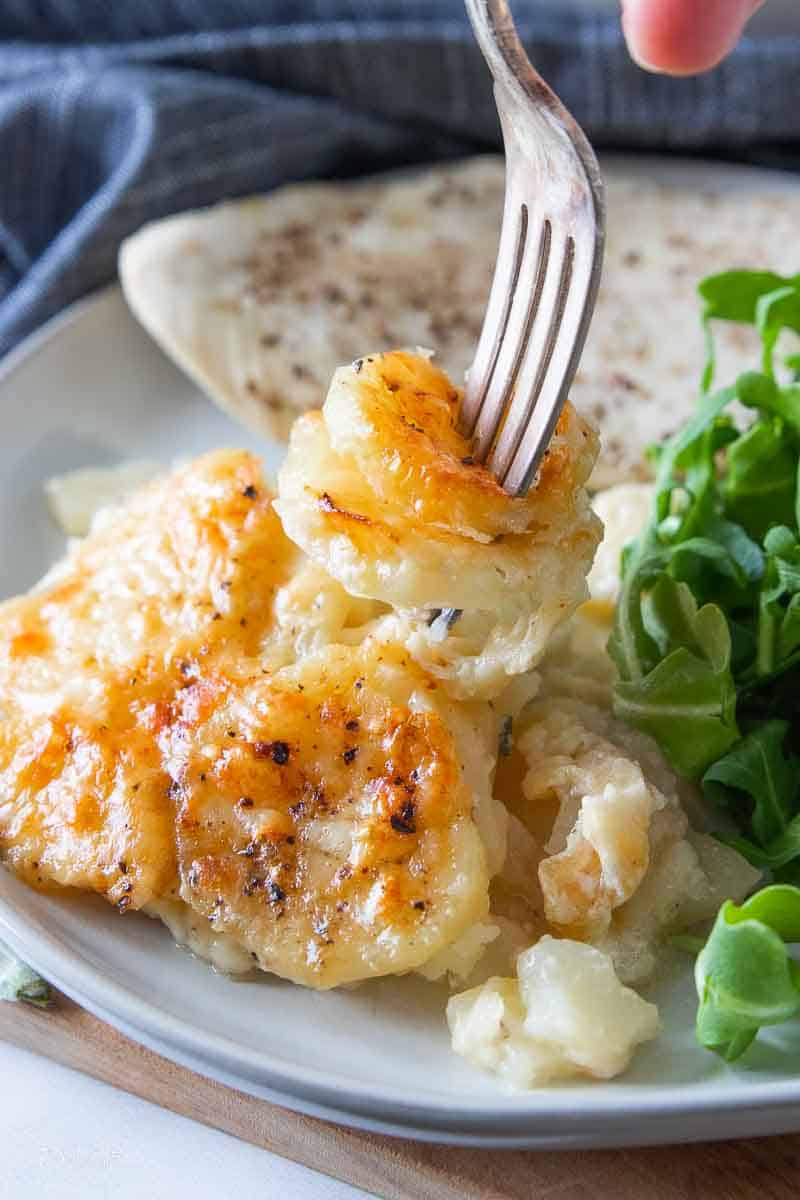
1,991,797,1200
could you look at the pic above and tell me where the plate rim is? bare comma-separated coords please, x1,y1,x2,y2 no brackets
3,155,800,1146
6,884,800,1148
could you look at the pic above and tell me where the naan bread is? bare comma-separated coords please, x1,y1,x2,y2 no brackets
118,161,498,443
119,157,800,485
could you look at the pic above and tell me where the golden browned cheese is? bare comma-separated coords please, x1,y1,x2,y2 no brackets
276,351,601,700
166,641,489,987
321,351,543,540
0,445,491,987
277,352,600,615
0,451,298,911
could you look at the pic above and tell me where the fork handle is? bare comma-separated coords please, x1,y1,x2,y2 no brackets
464,0,602,219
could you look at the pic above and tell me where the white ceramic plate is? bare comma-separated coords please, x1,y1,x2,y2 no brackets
3,159,800,1149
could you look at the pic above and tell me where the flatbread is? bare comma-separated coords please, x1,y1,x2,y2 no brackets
119,157,800,486
119,160,498,443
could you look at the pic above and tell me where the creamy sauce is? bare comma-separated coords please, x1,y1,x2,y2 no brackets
145,901,255,976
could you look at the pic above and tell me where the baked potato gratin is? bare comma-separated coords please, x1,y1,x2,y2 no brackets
0,352,757,1087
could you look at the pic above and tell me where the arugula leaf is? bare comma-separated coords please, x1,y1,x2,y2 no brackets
614,578,738,776
768,530,800,595
609,386,737,685
708,518,766,584
699,271,800,390
751,526,800,678
666,523,762,610
756,286,800,378
778,594,800,659
695,887,800,1061
724,818,800,873
614,651,738,778
699,271,798,325
612,265,800,1064
737,371,800,435
703,721,798,847
0,956,52,1008
723,419,799,540
668,418,739,543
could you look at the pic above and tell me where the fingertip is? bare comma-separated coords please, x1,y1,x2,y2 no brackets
622,0,762,75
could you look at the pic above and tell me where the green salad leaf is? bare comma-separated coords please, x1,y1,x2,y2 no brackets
703,721,798,847
695,887,800,1061
737,371,800,434
699,270,800,388
699,271,799,328
0,955,52,1008
614,578,738,776
724,817,800,874
724,418,799,540
611,267,800,1061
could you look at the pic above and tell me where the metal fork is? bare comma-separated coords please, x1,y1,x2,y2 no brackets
460,0,605,496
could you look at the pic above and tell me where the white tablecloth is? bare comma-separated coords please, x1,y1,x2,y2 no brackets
3,1040,367,1200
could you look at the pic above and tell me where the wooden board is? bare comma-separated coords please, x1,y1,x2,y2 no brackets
1,992,798,1200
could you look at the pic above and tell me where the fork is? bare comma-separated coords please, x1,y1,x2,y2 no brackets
460,0,605,496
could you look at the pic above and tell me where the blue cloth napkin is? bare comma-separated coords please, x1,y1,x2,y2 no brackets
0,2,798,358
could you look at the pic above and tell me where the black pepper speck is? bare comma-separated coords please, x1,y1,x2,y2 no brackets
254,740,290,765
390,801,416,835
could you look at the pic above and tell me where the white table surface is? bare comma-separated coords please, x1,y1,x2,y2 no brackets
2,1039,368,1200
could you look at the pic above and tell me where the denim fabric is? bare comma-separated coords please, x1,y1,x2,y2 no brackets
0,1,798,356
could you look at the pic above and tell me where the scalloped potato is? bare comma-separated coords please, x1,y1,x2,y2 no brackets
447,936,660,1086
276,351,601,697
0,446,499,989
166,639,493,988
0,346,759,1090
0,450,298,910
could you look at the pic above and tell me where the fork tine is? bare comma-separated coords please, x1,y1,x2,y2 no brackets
461,0,605,497
471,205,551,464
470,204,551,460
484,221,575,484
499,226,599,495
459,191,528,440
